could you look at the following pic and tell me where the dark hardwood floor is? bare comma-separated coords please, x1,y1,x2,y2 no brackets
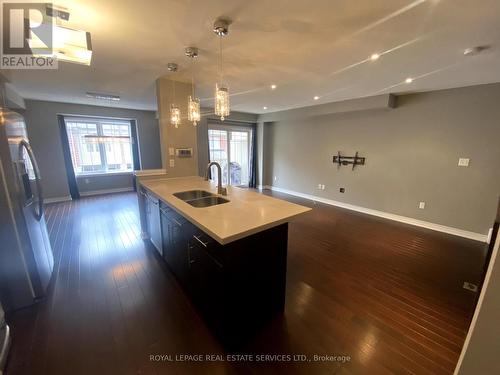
5,191,486,374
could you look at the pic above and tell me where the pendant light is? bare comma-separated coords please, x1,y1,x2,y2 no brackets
167,63,181,128
185,47,201,126
213,19,230,121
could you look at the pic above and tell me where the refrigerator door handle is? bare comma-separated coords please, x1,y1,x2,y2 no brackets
18,140,44,221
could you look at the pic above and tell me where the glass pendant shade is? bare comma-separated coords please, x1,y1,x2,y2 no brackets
188,96,201,126
170,104,181,128
215,83,230,121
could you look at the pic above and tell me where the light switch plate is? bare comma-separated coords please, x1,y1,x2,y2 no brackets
169,159,175,168
169,147,175,156
458,158,470,167
419,202,425,209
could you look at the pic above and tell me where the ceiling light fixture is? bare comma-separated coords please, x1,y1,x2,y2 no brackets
370,53,380,61
186,47,201,126
405,77,413,83
167,63,181,128
313,96,320,100
270,84,277,90
46,4,70,21
263,106,268,110
213,19,230,121
30,25,92,65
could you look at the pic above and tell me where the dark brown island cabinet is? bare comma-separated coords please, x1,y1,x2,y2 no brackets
139,186,289,344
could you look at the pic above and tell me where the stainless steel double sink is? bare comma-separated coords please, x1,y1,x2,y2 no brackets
173,190,229,208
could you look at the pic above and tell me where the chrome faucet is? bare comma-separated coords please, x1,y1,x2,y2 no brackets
205,162,227,196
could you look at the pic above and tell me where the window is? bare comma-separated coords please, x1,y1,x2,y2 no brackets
65,117,134,175
208,124,251,187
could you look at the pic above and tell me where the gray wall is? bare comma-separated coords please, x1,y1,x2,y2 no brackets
456,231,500,374
23,99,161,199
263,83,500,235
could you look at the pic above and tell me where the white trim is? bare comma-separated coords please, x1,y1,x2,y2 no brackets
486,227,494,244
44,196,72,204
134,169,167,177
266,185,488,243
76,171,133,178
79,187,134,197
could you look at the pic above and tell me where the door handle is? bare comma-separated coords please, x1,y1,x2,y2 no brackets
192,235,223,268
19,140,43,221
188,244,195,267
171,217,182,227
193,234,208,247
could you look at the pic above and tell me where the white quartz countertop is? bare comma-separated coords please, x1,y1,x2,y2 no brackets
139,176,311,245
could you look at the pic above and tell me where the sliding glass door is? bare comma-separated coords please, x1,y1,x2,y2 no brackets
208,124,251,187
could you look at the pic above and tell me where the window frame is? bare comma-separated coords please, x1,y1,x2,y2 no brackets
63,116,136,177
207,122,253,187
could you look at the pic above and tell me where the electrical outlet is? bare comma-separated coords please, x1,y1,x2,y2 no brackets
169,147,175,156
339,187,345,193
458,158,470,167
419,201,425,209
169,159,175,168
317,184,325,190
317,184,322,190
463,281,478,292
274,176,278,182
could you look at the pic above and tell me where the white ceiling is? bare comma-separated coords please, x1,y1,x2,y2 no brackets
5,0,500,113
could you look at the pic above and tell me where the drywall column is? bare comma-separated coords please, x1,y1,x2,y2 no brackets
256,121,273,188
156,77,198,177
454,230,500,374
196,116,209,177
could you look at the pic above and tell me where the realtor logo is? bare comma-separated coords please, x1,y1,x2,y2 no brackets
1,2,57,69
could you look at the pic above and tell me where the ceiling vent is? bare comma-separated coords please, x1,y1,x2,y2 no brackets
86,92,120,101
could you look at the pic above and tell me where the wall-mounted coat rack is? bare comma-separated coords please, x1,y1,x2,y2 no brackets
332,151,366,170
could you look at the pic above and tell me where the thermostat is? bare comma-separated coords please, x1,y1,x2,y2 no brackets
175,148,193,158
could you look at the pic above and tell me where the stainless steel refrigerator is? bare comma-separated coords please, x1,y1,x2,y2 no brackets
0,104,54,315
0,301,10,374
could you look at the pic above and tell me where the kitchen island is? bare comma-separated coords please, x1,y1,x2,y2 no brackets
137,176,311,343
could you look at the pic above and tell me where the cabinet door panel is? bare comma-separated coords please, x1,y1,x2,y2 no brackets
188,237,224,319
149,198,162,254
160,209,173,264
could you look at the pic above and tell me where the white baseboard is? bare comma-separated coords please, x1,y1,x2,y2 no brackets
486,228,494,244
266,185,488,243
44,195,72,204
79,187,134,197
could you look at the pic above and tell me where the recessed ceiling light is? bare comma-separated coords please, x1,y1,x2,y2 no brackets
405,77,413,84
263,106,268,110
463,45,490,56
313,96,320,100
270,84,277,90
370,53,380,61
